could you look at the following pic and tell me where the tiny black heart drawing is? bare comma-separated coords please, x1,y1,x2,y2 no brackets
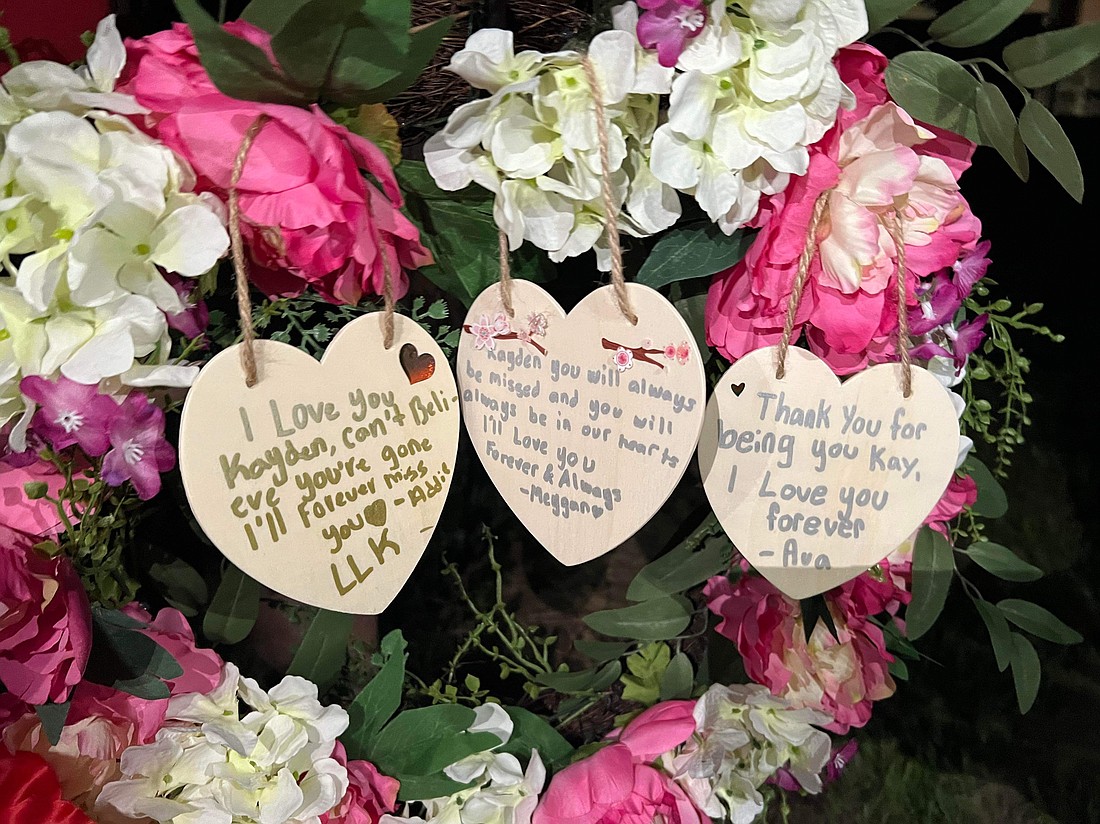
731,382,746,397
400,343,436,384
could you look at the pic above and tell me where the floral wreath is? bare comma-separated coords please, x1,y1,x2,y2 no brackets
0,2,1088,823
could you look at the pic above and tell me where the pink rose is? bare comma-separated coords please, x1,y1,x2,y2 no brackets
704,569,898,733
0,538,91,705
119,23,432,305
534,701,705,824
706,43,981,375
924,473,978,536
322,742,400,824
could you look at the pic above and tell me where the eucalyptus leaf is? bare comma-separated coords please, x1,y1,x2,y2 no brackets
659,651,694,700
535,661,622,693
965,542,1042,582
907,527,954,640
1018,98,1084,203
888,658,909,681
636,226,754,289
865,0,921,32
85,607,183,698
203,563,260,645
626,535,730,601
997,599,1083,644
1003,21,1100,88
287,609,356,690
962,456,1008,518
344,630,408,760
1009,633,1041,713
973,597,1013,672
928,0,1032,48
975,82,1029,181
584,595,693,641
884,51,980,142
574,639,632,661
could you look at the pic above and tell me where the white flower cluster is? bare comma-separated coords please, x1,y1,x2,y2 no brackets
0,15,228,444
98,663,350,824
424,22,681,269
638,0,867,234
384,705,545,824
670,684,832,824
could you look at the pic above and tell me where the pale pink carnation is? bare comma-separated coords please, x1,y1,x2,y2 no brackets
706,44,981,375
322,742,400,824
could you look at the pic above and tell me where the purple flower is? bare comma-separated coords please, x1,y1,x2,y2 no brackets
19,375,118,456
953,240,992,296
824,739,858,784
165,274,211,341
637,0,707,68
909,271,962,336
101,393,176,500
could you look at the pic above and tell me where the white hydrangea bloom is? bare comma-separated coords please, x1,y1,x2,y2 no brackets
629,0,867,234
669,684,832,822
97,664,350,824
425,28,680,269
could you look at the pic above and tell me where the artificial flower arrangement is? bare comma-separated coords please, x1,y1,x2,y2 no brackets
0,1,1093,821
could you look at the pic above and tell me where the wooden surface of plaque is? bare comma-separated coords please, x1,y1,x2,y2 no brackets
179,313,459,614
699,346,960,599
458,280,706,565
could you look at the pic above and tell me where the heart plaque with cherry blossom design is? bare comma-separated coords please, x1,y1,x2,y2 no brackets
458,279,705,565
698,346,960,599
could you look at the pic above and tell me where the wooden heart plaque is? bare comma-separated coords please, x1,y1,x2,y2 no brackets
179,313,459,614
458,280,705,565
699,346,960,599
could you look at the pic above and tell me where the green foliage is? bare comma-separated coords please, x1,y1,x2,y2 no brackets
1003,21,1100,88
636,225,755,289
535,661,622,693
287,609,357,690
584,595,693,641
907,527,954,640
864,0,922,33
927,0,1032,49
203,563,261,645
975,82,1028,181
620,642,671,705
962,457,1008,518
626,525,730,602
963,541,1042,582
660,651,694,700
574,639,632,661
35,702,71,747
972,597,1013,672
148,558,209,617
499,706,574,768
85,608,184,700
1018,98,1084,203
1008,632,1040,713
344,630,408,759
884,52,981,143
997,599,1084,645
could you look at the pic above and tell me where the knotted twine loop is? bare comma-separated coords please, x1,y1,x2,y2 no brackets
774,194,914,398
229,114,270,388
581,55,637,326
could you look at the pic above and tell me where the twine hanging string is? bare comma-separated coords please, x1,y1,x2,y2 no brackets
380,252,396,350
581,55,637,325
774,193,914,397
498,228,515,318
229,114,270,388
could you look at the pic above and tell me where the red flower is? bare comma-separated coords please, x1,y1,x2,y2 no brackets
0,748,94,824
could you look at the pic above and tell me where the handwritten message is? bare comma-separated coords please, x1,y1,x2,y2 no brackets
179,315,459,614
459,280,705,565
699,346,960,599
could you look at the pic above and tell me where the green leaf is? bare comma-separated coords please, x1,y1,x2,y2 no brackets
358,16,454,104
997,599,1084,644
975,82,1029,181
884,51,980,142
268,0,362,96
962,457,1008,518
627,535,730,601
636,225,755,289
973,597,1013,672
35,701,71,746
535,661,622,693
326,2,412,103
112,673,172,700
672,291,711,364
22,480,48,500
395,773,473,801
240,0,311,31
1004,21,1100,88
287,609,356,689
928,0,1032,48
620,643,671,705
174,0,308,104
888,657,909,680
85,607,184,698
500,706,574,767
574,639,632,661
965,542,1043,582
907,527,955,640
1018,98,1084,203
1009,633,1041,713
344,630,408,759
584,595,693,641
866,0,921,32
149,558,209,617
659,651,694,700
203,563,260,645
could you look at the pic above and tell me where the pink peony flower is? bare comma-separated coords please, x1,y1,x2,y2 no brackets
636,0,708,68
704,569,898,733
0,449,70,540
100,392,176,501
20,376,118,457
706,44,982,375
322,742,400,824
0,538,91,705
534,701,705,824
119,23,432,305
924,473,977,536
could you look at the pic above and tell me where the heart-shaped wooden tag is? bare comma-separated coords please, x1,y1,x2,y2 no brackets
179,313,459,614
699,346,960,599
458,280,705,565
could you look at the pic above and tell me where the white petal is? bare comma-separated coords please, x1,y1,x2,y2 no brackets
149,203,229,276
470,703,514,744
668,72,718,141
586,30,638,106
84,14,126,92
650,126,703,190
